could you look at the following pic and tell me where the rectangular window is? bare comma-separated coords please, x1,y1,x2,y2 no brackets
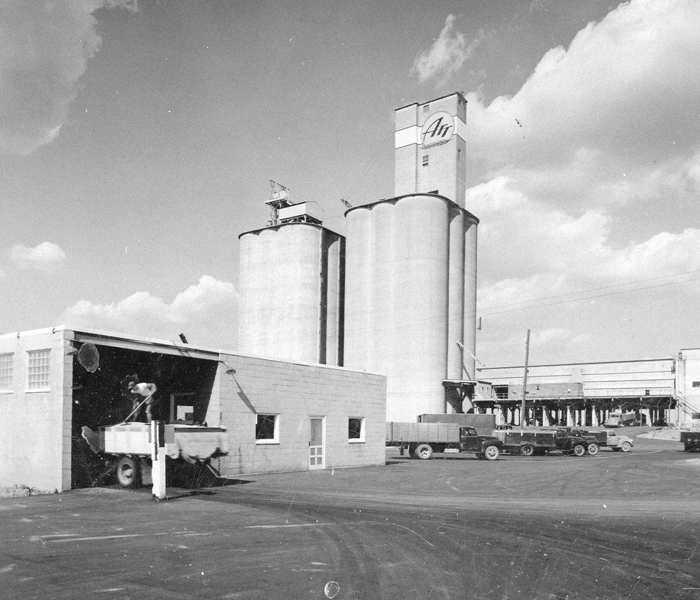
692,381,700,388
255,414,279,444
0,353,13,391
494,385,509,400
348,417,365,442
27,349,51,391
422,154,429,166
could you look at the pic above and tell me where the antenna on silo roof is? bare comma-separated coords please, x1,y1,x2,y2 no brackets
266,180,293,226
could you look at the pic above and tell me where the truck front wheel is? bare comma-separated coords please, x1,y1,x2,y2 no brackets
620,441,631,452
587,443,599,455
414,444,433,460
483,445,500,461
520,444,534,457
116,456,140,488
573,444,586,457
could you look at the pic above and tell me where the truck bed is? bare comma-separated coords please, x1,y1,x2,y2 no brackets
386,422,461,444
82,422,229,462
492,429,558,448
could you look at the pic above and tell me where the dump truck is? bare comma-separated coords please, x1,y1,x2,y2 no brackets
586,429,634,452
386,422,504,461
680,431,700,452
82,421,228,488
604,411,639,428
490,428,590,456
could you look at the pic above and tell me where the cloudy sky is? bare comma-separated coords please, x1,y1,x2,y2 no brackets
1,0,698,366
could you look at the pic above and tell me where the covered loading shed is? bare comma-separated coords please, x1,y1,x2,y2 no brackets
0,327,386,493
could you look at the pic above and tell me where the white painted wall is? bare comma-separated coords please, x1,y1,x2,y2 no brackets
0,328,72,492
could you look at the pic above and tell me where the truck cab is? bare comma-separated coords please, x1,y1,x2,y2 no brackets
459,427,504,460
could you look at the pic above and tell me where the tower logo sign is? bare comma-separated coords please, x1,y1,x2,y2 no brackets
421,111,454,149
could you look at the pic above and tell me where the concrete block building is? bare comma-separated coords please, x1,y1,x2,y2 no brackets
0,327,386,493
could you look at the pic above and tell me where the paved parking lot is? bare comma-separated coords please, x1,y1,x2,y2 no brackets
1,432,699,599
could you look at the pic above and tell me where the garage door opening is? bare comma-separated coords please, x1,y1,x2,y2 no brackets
70,343,218,488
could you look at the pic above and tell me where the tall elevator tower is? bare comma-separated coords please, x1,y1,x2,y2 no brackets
344,92,478,422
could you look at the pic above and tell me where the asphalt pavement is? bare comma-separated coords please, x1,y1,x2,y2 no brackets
1,430,699,600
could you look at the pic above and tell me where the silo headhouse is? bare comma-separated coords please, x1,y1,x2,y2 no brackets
238,93,479,423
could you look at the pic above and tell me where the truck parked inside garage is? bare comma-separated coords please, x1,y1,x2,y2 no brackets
386,422,504,461
82,421,228,487
490,428,591,457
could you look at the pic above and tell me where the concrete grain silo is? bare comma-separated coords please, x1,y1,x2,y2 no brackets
344,92,479,422
238,187,344,366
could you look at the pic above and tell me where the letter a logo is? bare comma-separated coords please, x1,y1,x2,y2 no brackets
421,111,455,147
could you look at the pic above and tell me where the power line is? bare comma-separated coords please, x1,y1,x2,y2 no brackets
481,268,700,312
481,273,700,317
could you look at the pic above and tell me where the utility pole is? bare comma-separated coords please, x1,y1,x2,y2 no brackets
521,329,530,427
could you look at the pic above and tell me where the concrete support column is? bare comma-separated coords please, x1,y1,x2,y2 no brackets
591,409,598,427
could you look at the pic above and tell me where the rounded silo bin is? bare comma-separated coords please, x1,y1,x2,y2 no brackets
344,193,478,422
238,222,345,365
322,233,344,366
238,228,274,357
272,224,321,363
446,207,465,384
391,194,450,420
462,214,478,402
344,206,372,370
367,201,396,375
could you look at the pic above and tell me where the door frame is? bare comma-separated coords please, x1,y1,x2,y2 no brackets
309,416,326,470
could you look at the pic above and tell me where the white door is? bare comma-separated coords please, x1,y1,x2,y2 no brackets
309,417,325,469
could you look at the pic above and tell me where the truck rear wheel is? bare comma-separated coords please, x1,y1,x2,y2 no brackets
520,444,534,457
573,444,586,457
483,445,500,461
116,456,139,488
414,444,433,460
621,441,631,452
587,443,599,455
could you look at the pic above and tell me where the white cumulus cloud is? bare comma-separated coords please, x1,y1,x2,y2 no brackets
8,242,66,272
0,0,137,155
62,276,239,349
412,15,481,85
460,0,700,366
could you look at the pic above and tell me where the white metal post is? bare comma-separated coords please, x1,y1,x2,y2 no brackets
150,420,167,500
